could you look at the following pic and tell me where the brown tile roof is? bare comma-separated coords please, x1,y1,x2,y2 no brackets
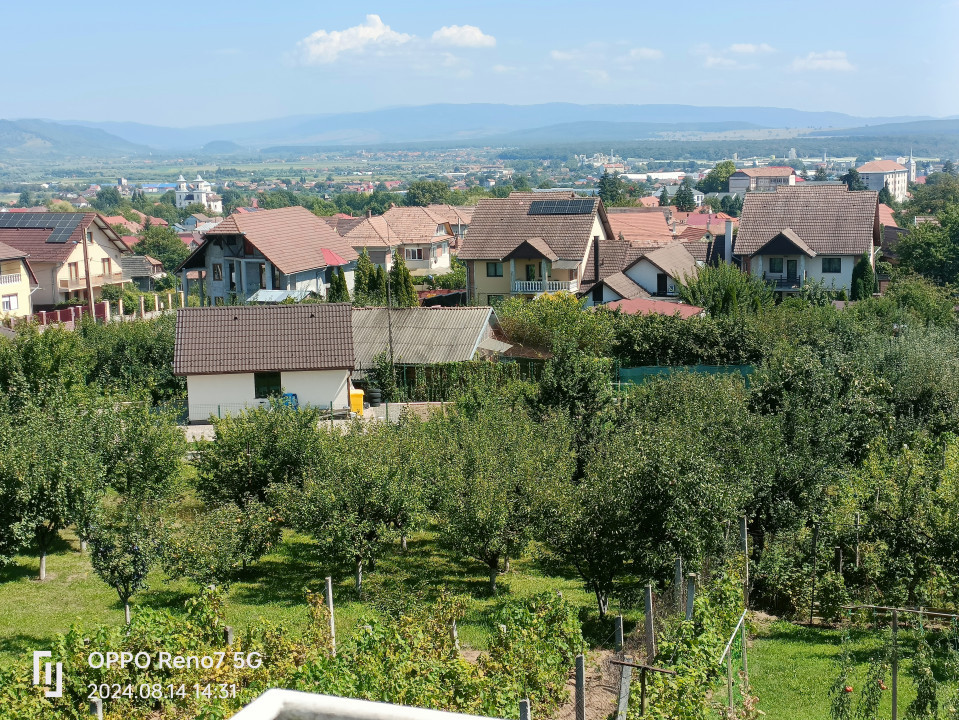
633,242,699,282
324,215,365,236
732,167,796,178
580,231,645,291
173,304,354,376
459,192,612,261
682,238,726,264
598,272,650,300
380,206,453,243
505,237,558,262
0,240,28,261
0,227,78,262
858,160,906,173
203,206,358,274
735,185,879,256
423,204,473,226
638,196,661,208
606,209,674,249
343,216,393,247
605,297,704,318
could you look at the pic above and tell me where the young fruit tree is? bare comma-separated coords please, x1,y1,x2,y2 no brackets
89,506,160,623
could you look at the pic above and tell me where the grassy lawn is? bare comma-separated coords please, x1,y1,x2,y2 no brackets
0,525,630,671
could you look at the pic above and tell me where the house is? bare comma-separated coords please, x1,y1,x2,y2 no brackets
173,304,354,424
728,167,796,194
605,208,675,249
0,241,39,318
120,254,165,291
175,205,359,304
734,185,880,296
662,184,705,207
857,160,909,203
587,242,699,304
351,306,509,379
103,215,143,234
458,192,615,305
604,297,705,319
424,204,472,242
0,212,129,307
344,206,455,276
175,213,222,232
175,174,223,214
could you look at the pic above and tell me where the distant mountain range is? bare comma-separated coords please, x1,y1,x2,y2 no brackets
0,104,951,160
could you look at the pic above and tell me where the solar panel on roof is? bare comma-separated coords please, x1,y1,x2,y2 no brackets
527,198,594,216
0,212,84,243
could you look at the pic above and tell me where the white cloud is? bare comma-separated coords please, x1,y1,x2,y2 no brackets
729,43,774,54
431,24,495,48
628,47,663,61
704,56,739,68
493,64,515,73
294,14,411,64
550,49,579,62
791,50,856,72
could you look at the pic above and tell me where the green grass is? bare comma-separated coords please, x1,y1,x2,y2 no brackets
0,526,630,671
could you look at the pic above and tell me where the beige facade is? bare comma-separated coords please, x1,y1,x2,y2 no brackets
30,227,128,307
0,257,33,318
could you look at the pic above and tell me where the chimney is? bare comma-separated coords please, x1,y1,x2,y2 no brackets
723,220,734,265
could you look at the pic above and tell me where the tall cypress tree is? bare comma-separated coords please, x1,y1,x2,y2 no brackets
850,253,875,301
327,266,349,303
354,248,375,303
658,186,670,206
372,265,387,305
389,251,418,307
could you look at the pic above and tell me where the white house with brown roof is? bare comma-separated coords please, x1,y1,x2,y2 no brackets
728,167,796,194
0,213,129,308
734,185,880,295
587,242,699,304
458,192,614,305
344,206,454,276
857,160,909,203
174,304,354,423
176,206,359,304
0,241,39,318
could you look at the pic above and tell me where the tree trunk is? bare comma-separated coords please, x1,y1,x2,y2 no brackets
401,534,407,552
125,603,131,625
39,552,46,581
503,557,510,573
595,588,609,618
355,559,363,598
489,564,498,594
80,540,87,552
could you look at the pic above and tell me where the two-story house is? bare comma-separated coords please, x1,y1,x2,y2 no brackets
857,160,909,203
728,167,796,194
175,205,359,304
734,185,880,296
0,241,38,318
343,206,454,277
0,212,129,308
458,192,615,305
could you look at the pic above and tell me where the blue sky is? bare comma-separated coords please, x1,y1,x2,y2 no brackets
3,0,957,126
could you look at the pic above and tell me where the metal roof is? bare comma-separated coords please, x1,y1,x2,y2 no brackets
351,306,503,371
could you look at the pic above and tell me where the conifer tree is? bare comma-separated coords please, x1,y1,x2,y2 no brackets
354,248,375,303
658,186,670,206
388,251,418,307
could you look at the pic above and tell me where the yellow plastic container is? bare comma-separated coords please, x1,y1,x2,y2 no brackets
349,388,365,417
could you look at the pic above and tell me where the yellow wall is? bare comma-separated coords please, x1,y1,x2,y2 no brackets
32,222,129,306
0,258,33,318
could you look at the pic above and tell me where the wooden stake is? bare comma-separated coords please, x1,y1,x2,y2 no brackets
575,654,585,720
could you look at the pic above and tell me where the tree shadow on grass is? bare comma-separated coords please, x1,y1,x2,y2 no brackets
138,586,196,611
0,632,53,659
0,562,36,584
230,534,325,608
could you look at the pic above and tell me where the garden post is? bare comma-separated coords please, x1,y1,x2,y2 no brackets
809,523,820,624
519,698,530,720
892,610,898,720
640,667,647,716
644,584,656,661
616,655,632,720
575,654,585,720
451,619,459,651
330,401,334,429
741,515,749,608
685,574,697,621
727,651,734,712
223,626,234,645
89,697,103,719
154,293,160,311
615,615,624,653
325,576,336,655
741,620,748,678
167,292,173,310
179,291,186,307
674,557,683,613
855,512,860,568
835,546,843,574
138,295,145,318
117,297,124,317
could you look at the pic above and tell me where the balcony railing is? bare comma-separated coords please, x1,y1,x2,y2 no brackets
771,277,803,291
512,279,579,294
58,272,125,291
0,273,21,286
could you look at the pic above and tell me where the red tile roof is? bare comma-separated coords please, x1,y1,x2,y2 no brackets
605,298,704,318
606,209,674,249
203,206,358,274
858,160,906,173
878,203,898,228
733,167,796,178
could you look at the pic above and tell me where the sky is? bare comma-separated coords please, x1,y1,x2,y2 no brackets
2,0,957,126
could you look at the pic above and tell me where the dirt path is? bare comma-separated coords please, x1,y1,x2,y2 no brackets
552,650,620,720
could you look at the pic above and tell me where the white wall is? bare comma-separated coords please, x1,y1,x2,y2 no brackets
186,369,351,423
624,258,681,295
749,253,859,292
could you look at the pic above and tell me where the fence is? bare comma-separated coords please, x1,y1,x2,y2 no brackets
618,365,755,386
5,291,187,331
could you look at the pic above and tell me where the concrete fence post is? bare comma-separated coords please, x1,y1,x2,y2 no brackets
179,290,186,307
325,576,336,655
644,584,656,661
685,574,697,621
138,295,145,318
117,297,124,317
615,615,624,653
519,698,530,720
575,655,585,720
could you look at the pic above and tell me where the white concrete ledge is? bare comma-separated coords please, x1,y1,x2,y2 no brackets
230,690,503,720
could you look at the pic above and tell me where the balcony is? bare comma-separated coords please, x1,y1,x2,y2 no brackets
0,273,21,286
770,277,803,292
512,279,579,294
59,271,125,291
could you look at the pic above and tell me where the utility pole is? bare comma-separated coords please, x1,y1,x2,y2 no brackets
80,231,95,315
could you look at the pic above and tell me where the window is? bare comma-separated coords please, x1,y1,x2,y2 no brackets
822,257,842,273
85,231,93,244
769,258,784,274
487,295,504,306
254,371,282,399
486,262,503,277
405,247,424,261
272,265,281,290
258,263,266,289
68,262,80,280
101,258,111,277
212,263,223,281
1,294,17,312
525,264,537,281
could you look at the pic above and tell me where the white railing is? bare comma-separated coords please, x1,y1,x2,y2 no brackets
0,273,21,285
511,279,579,294
231,689,504,720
